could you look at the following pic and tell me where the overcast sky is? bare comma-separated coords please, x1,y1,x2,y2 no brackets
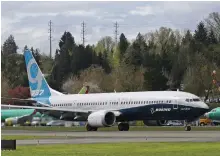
2,1,220,56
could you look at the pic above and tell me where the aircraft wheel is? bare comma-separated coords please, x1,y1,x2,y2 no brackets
86,123,98,131
92,127,98,131
118,123,129,131
184,125,191,131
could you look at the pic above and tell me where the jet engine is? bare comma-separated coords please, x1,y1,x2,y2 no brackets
143,120,168,126
87,110,116,127
5,117,18,126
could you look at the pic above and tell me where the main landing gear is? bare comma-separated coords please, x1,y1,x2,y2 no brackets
85,122,130,131
118,122,129,131
184,121,192,131
86,123,98,131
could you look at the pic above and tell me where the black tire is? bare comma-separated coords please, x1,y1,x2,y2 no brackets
184,126,191,131
92,127,98,131
86,123,98,131
118,123,124,131
118,123,129,131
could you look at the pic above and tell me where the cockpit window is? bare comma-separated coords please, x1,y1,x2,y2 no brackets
211,109,216,112
193,98,200,102
186,98,201,102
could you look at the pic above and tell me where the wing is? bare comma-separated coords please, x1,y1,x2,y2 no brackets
1,104,90,113
1,104,122,121
16,113,35,124
1,104,91,121
1,97,37,103
1,97,54,107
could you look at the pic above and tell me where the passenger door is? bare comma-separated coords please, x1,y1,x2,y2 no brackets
173,99,178,110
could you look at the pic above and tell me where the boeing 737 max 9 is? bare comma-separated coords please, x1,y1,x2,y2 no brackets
2,49,210,131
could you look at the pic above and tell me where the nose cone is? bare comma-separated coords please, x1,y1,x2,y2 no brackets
200,102,209,110
204,112,209,118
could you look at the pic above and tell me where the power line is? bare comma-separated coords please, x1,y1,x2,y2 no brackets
81,21,86,46
114,21,119,44
48,20,53,58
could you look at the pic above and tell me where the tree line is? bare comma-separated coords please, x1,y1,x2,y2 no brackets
1,12,220,101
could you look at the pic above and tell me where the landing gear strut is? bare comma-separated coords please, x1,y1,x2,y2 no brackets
118,122,129,131
184,121,192,131
86,123,98,131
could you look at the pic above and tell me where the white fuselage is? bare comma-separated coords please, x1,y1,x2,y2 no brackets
48,91,208,111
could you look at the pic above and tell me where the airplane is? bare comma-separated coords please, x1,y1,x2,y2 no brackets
204,107,220,121
1,49,210,131
1,108,38,126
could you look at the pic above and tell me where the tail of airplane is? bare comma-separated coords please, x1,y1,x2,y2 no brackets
24,49,63,102
78,86,90,94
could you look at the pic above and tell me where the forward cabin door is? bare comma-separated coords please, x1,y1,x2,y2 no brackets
173,98,178,110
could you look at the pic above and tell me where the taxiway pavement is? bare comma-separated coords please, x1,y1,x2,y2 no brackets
2,130,220,145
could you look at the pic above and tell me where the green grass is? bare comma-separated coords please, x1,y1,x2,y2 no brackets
2,126,220,132
2,142,220,156
1,135,75,140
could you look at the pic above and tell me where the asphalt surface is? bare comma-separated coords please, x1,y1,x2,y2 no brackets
2,130,220,145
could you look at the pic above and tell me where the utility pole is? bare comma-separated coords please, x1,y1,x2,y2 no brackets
81,21,86,46
114,21,119,44
48,20,53,58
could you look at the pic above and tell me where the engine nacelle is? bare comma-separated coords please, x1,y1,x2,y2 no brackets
5,117,18,126
143,120,168,126
87,110,116,127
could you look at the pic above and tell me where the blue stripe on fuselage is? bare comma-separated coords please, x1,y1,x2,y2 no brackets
117,103,208,122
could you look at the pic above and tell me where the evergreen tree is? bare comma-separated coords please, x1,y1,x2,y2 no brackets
118,33,129,61
208,29,218,45
194,22,208,45
124,33,146,66
2,35,18,56
182,30,193,44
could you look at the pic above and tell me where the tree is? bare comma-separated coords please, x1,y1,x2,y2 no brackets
110,63,145,92
124,33,146,66
7,86,31,105
2,53,28,88
2,35,18,56
182,30,193,45
62,66,107,93
143,53,169,91
194,22,208,45
205,12,220,42
207,29,218,45
182,53,214,96
50,31,76,91
1,74,10,97
118,33,129,61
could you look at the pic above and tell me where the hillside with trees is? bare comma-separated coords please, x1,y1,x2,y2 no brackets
1,12,220,103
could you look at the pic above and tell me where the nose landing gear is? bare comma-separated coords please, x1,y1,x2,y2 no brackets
184,125,191,131
184,121,192,131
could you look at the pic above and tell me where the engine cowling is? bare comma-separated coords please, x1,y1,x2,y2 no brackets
143,120,168,126
5,117,18,126
87,110,116,127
